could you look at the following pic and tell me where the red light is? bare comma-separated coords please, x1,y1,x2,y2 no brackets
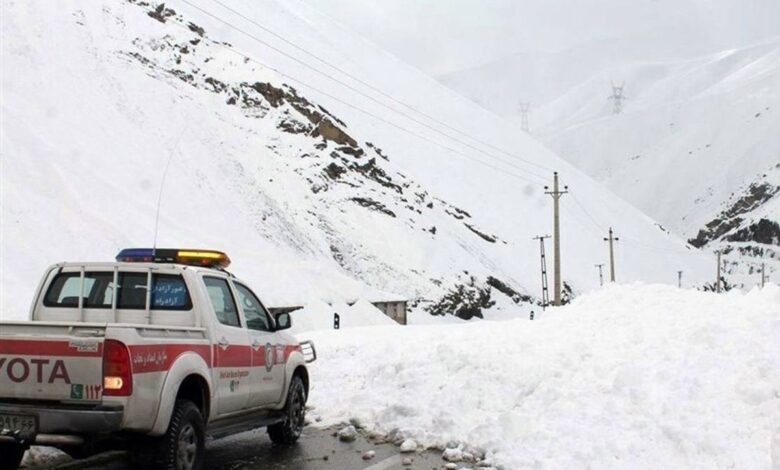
103,340,133,396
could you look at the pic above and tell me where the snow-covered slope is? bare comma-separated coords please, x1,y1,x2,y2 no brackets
0,0,712,319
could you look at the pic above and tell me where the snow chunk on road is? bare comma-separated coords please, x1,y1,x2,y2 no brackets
304,284,780,469
337,425,358,442
399,438,417,453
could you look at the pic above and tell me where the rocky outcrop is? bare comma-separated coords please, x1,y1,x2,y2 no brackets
689,181,779,247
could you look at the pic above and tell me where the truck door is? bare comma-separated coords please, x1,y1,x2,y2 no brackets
202,276,252,415
232,282,285,408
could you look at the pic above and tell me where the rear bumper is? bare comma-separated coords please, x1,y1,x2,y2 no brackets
0,402,123,443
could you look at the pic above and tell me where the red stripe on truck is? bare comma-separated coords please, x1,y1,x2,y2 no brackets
0,339,103,357
212,344,252,368
128,344,211,373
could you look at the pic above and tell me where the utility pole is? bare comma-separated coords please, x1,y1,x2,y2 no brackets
595,264,604,287
533,235,551,309
603,227,619,282
761,262,766,288
609,81,626,114
545,172,568,305
677,270,683,288
519,101,531,133
716,251,722,293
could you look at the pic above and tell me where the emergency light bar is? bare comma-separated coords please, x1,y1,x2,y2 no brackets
116,248,231,268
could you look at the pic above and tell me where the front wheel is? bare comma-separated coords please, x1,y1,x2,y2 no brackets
0,442,26,470
267,376,306,445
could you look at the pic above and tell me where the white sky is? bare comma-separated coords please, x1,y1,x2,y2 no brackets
299,0,780,76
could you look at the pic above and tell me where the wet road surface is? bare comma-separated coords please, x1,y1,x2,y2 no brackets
35,426,448,470
204,426,445,470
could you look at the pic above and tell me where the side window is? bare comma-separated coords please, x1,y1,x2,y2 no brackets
234,283,272,332
117,273,148,309
44,272,192,310
43,272,120,308
150,274,191,309
203,277,240,327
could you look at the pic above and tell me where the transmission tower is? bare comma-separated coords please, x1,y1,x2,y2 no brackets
533,235,551,309
519,101,531,133
609,81,626,114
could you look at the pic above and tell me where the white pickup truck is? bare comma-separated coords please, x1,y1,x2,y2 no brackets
0,248,315,470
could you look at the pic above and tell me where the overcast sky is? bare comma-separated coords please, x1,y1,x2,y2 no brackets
299,0,780,76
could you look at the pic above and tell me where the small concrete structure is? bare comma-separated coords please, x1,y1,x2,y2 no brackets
370,300,407,325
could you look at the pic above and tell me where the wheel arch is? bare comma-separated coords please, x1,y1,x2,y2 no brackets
149,353,212,436
292,365,309,398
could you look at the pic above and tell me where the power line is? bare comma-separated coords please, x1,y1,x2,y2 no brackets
179,0,553,180
204,0,553,175
151,8,548,186
568,193,700,256
569,190,605,231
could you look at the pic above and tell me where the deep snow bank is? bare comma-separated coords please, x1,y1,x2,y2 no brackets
301,284,780,469
289,299,397,334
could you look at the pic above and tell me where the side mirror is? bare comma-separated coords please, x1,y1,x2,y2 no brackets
275,312,292,330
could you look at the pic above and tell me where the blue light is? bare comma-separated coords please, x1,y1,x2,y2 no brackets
116,248,156,262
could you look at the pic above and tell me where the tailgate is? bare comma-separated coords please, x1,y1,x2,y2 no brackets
0,322,106,403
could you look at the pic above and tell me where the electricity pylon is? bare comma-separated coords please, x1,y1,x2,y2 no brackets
609,81,626,114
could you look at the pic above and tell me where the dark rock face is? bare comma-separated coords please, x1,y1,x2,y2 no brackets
689,182,779,247
486,276,532,304
351,197,397,218
147,3,176,23
426,278,494,320
725,218,780,245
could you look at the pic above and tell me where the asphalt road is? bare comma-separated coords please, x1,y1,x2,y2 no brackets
32,426,448,470
204,426,445,470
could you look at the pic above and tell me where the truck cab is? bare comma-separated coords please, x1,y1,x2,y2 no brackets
0,249,315,470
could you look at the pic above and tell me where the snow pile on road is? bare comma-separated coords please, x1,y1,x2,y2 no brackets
302,284,780,469
289,299,397,334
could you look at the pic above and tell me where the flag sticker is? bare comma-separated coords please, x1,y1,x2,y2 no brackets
69,384,101,400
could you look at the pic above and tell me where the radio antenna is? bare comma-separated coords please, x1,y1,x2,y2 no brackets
152,125,188,254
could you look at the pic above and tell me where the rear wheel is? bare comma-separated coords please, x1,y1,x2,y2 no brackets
151,399,205,470
0,442,26,470
267,376,306,445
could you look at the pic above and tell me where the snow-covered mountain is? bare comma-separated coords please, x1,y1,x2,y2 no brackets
434,27,780,289
535,40,780,288
0,0,713,319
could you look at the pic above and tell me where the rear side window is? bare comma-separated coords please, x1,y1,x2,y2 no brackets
44,272,192,310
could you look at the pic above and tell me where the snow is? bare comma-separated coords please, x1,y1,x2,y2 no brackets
1,0,715,320
289,299,396,334
301,284,780,469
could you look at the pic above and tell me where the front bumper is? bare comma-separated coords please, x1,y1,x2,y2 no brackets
0,401,123,444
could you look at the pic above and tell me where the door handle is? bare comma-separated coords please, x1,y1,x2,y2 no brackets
218,337,229,349
251,339,261,349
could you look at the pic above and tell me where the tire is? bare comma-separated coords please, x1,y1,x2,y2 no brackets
149,399,205,470
0,443,26,470
267,376,306,445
